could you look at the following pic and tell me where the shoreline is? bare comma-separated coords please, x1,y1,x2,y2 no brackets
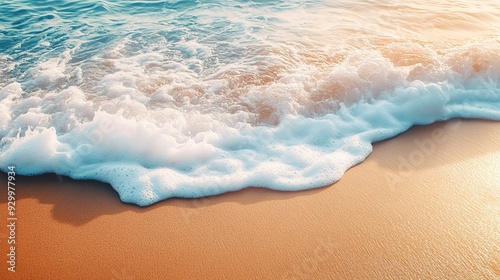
1,119,499,279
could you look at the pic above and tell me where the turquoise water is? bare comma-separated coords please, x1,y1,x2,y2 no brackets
1,0,499,205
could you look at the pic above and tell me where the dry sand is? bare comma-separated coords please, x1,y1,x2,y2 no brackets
1,119,499,279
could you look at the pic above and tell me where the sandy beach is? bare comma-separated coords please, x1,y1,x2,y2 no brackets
1,119,499,279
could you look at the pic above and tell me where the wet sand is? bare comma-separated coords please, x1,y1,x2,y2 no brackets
1,119,499,279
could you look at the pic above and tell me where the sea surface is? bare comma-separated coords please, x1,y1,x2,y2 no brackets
1,0,499,205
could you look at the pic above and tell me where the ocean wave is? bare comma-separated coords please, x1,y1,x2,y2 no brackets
1,0,499,205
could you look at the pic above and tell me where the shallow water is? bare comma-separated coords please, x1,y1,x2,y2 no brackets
1,0,499,205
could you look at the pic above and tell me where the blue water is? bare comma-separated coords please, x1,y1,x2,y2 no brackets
1,0,309,85
1,0,499,205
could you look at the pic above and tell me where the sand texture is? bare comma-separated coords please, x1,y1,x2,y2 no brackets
0,119,499,279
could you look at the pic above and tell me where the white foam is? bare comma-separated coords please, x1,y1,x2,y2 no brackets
1,60,499,205
1,0,499,205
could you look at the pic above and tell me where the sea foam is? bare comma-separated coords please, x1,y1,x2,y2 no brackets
0,0,499,205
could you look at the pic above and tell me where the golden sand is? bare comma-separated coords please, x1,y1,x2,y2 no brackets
0,119,499,279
